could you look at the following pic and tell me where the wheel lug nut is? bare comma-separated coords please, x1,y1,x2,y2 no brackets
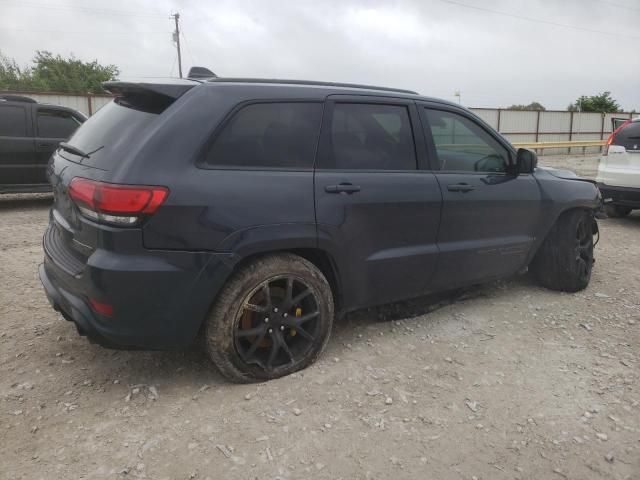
283,313,288,318
280,325,285,331
268,328,273,334
264,318,269,323
273,307,279,313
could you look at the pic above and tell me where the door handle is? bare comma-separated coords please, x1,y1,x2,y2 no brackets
447,183,475,192
325,183,361,194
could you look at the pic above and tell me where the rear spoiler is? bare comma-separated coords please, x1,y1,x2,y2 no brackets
102,80,197,100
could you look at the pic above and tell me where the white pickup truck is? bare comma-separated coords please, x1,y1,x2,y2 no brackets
597,117,640,217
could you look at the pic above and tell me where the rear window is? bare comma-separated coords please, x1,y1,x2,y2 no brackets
614,121,640,151
62,100,159,167
0,105,27,137
204,102,323,169
37,108,82,138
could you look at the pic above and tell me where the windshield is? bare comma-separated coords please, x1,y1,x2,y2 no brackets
61,100,160,168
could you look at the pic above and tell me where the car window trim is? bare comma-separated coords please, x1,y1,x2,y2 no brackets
418,102,516,174
196,99,325,172
35,106,81,138
316,95,424,172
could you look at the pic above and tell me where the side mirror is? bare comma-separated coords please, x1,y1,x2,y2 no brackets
516,148,538,174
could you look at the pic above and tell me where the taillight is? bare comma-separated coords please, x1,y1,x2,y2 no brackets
68,177,169,225
88,298,114,317
604,120,631,156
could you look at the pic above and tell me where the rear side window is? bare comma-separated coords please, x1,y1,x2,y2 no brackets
614,121,640,151
37,109,81,138
0,105,27,137
204,102,323,169
322,103,416,170
424,109,509,173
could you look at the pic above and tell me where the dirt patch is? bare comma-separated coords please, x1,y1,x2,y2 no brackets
1,183,638,479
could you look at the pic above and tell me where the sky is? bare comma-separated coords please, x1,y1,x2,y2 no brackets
1,0,638,111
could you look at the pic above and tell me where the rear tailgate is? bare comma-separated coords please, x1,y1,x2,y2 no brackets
598,120,640,188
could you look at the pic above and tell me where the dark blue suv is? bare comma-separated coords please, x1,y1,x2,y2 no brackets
39,75,601,382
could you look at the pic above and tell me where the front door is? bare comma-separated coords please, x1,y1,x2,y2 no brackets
314,97,442,309
0,103,35,186
419,105,542,289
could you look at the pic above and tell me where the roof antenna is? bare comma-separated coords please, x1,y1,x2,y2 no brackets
187,66,218,80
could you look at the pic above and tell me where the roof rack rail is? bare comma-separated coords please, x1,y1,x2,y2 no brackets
207,78,418,95
0,94,37,103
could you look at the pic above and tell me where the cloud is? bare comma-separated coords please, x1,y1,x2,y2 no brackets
1,0,638,110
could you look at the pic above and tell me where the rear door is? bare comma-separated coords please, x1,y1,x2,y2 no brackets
314,96,441,309
419,104,541,289
0,103,35,186
34,107,83,184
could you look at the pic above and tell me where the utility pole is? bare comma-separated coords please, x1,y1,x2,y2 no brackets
172,12,183,78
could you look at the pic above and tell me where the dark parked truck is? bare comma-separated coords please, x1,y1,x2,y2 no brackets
0,95,86,193
39,74,602,382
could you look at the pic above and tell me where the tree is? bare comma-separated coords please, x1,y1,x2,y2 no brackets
507,102,546,111
0,51,119,93
567,92,621,113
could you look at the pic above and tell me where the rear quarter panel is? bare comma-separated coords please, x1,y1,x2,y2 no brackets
132,85,321,253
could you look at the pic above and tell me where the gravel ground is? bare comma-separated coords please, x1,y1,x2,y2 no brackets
1,156,638,480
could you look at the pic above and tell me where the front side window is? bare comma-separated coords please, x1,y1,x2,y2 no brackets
424,109,509,173
324,103,417,170
0,105,27,137
37,109,81,138
205,102,323,169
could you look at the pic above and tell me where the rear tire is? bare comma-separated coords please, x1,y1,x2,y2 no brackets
530,209,594,292
605,204,632,218
205,253,334,383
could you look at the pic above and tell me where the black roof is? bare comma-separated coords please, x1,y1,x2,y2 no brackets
0,94,37,103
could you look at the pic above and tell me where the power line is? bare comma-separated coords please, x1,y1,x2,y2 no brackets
594,0,640,12
0,0,169,19
180,30,198,68
437,0,640,40
0,27,168,35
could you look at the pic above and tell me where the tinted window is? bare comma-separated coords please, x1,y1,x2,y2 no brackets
63,100,159,168
325,103,416,170
37,109,81,138
0,105,27,137
614,121,640,151
205,102,323,169
424,109,509,172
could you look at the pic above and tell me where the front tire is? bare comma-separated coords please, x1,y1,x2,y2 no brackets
205,253,334,383
530,209,594,292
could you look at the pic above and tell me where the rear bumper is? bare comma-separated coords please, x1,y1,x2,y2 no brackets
39,246,236,349
597,183,640,208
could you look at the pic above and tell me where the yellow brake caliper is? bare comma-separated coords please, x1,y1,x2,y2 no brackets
291,307,302,336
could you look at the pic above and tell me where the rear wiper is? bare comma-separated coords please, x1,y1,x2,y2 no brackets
58,142,90,158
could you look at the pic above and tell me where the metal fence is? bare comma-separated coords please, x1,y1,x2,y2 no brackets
471,108,636,155
0,91,112,117
2,90,636,155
